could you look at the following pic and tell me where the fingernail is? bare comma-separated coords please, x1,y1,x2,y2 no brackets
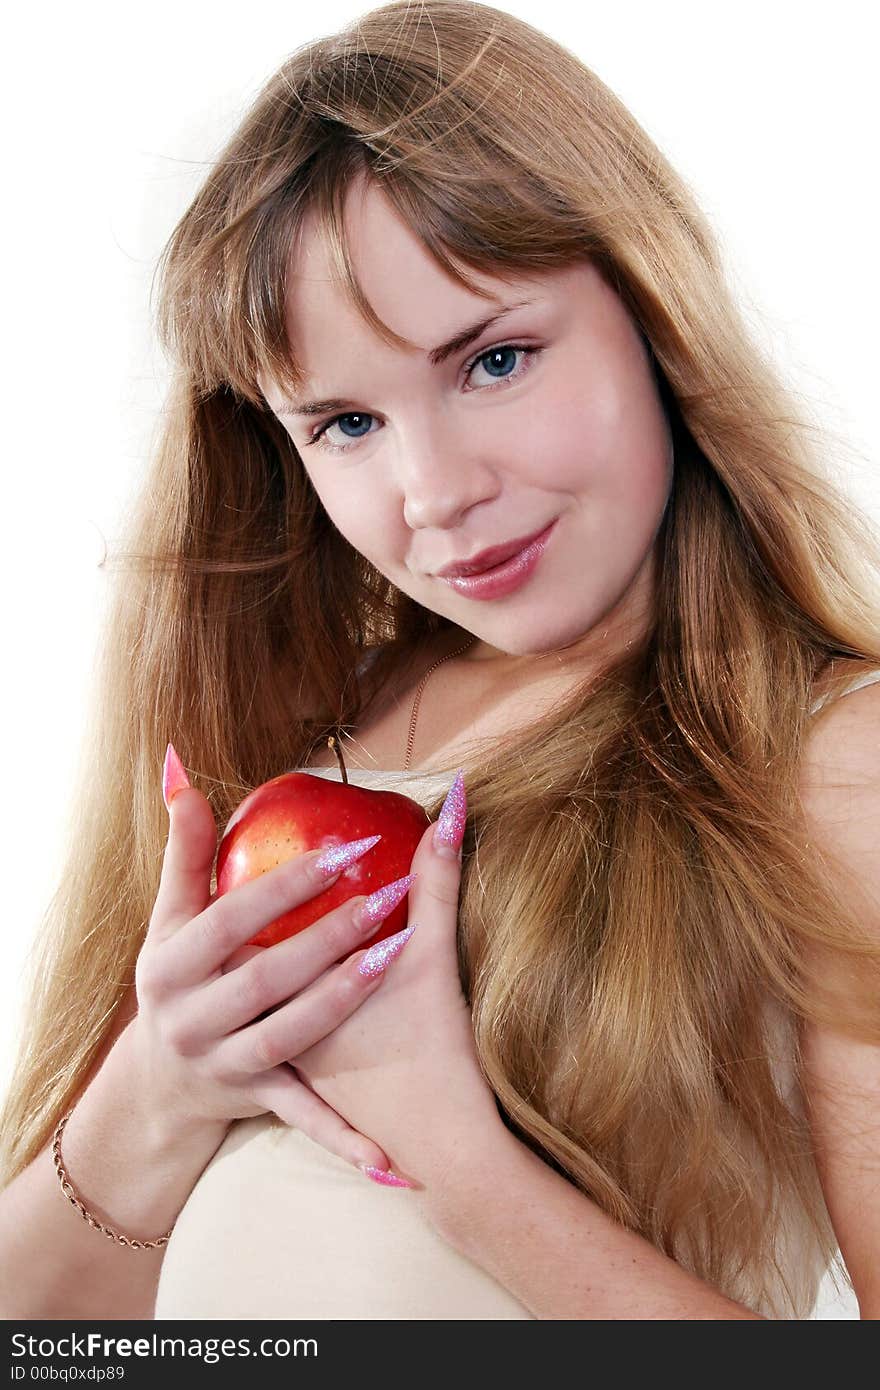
357,1163,415,1189
357,923,416,978
162,742,191,811
356,873,418,932
314,834,382,879
433,768,466,860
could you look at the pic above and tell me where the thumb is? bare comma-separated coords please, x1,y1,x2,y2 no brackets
149,746,218,944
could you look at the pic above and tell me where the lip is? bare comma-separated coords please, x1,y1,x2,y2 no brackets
439,520,557,600
434,522,557,578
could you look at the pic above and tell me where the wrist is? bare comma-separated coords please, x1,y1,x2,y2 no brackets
56,1025,229,1248
415,1114,519,1242
114,1019,229,1155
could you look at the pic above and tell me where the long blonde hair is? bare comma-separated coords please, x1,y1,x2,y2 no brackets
4,0,880,1319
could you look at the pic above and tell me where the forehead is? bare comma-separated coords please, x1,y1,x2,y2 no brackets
256,175,617,417
282,174,552,364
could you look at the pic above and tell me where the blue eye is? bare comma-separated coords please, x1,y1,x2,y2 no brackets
306,343,540,456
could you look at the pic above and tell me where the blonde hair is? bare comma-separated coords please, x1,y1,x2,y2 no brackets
4,0,880,1319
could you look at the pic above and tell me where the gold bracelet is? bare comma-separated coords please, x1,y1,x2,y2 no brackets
51,1110,174,1250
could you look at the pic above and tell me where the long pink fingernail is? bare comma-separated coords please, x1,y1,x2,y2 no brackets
433,768,466,859
356,873,418,931
357,923,416,978
162,742,191,810
357,1164,415,1188
313,834,382,879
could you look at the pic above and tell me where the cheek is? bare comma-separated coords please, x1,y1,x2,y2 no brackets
549,371,672,504
305,466,403,566
521,363,630,491
302,458,367,527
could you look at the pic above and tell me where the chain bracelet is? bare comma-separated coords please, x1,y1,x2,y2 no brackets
51,1110,174,1250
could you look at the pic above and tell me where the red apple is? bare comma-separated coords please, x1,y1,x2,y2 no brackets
215,770,430,953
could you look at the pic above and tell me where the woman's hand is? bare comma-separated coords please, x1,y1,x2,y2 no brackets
128,782,400,1173
290,779,506,1187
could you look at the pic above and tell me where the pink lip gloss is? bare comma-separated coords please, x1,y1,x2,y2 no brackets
440,520,556,600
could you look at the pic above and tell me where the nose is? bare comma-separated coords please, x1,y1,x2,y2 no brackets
395,407,501,534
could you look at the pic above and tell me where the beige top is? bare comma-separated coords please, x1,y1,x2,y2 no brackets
154,666,880,1321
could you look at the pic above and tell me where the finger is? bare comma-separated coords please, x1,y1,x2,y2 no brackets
222,944,265,973
214,950,387,1077
148,787,220,945
184,897,380,1044
404,814,465,924
248,1064,391,1171
156,846,353,989
429,769,466,865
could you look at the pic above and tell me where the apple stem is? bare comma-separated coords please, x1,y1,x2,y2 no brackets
327,735,349,785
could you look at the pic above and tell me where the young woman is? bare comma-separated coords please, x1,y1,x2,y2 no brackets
2,0,879,1321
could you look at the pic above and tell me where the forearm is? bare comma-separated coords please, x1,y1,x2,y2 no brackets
0,1023,227,1320
420,1126,764,1320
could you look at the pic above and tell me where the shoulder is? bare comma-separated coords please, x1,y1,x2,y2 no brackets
795,671,880,1318
800,665,880,808
807,656,880,719
799,669,880,917
795,663,880,985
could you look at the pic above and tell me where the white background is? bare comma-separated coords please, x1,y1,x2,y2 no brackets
2,2,875,1318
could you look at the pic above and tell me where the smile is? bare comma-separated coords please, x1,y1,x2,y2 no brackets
438,520,557,600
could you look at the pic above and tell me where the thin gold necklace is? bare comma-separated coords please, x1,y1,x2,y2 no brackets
404,635,477,771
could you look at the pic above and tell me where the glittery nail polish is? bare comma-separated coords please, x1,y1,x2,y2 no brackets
433,768,466,858
356,873,418,932
314,834,382,879
162,742,191,810
357,923,417,978
357,1164,415,1189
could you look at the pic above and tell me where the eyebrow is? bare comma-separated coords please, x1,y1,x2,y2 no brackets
275,298,537,418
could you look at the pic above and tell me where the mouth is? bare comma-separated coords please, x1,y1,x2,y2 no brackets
433,520,558,578
437,520,558,601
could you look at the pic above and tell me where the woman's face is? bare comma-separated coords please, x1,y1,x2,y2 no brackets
261,173,674,671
